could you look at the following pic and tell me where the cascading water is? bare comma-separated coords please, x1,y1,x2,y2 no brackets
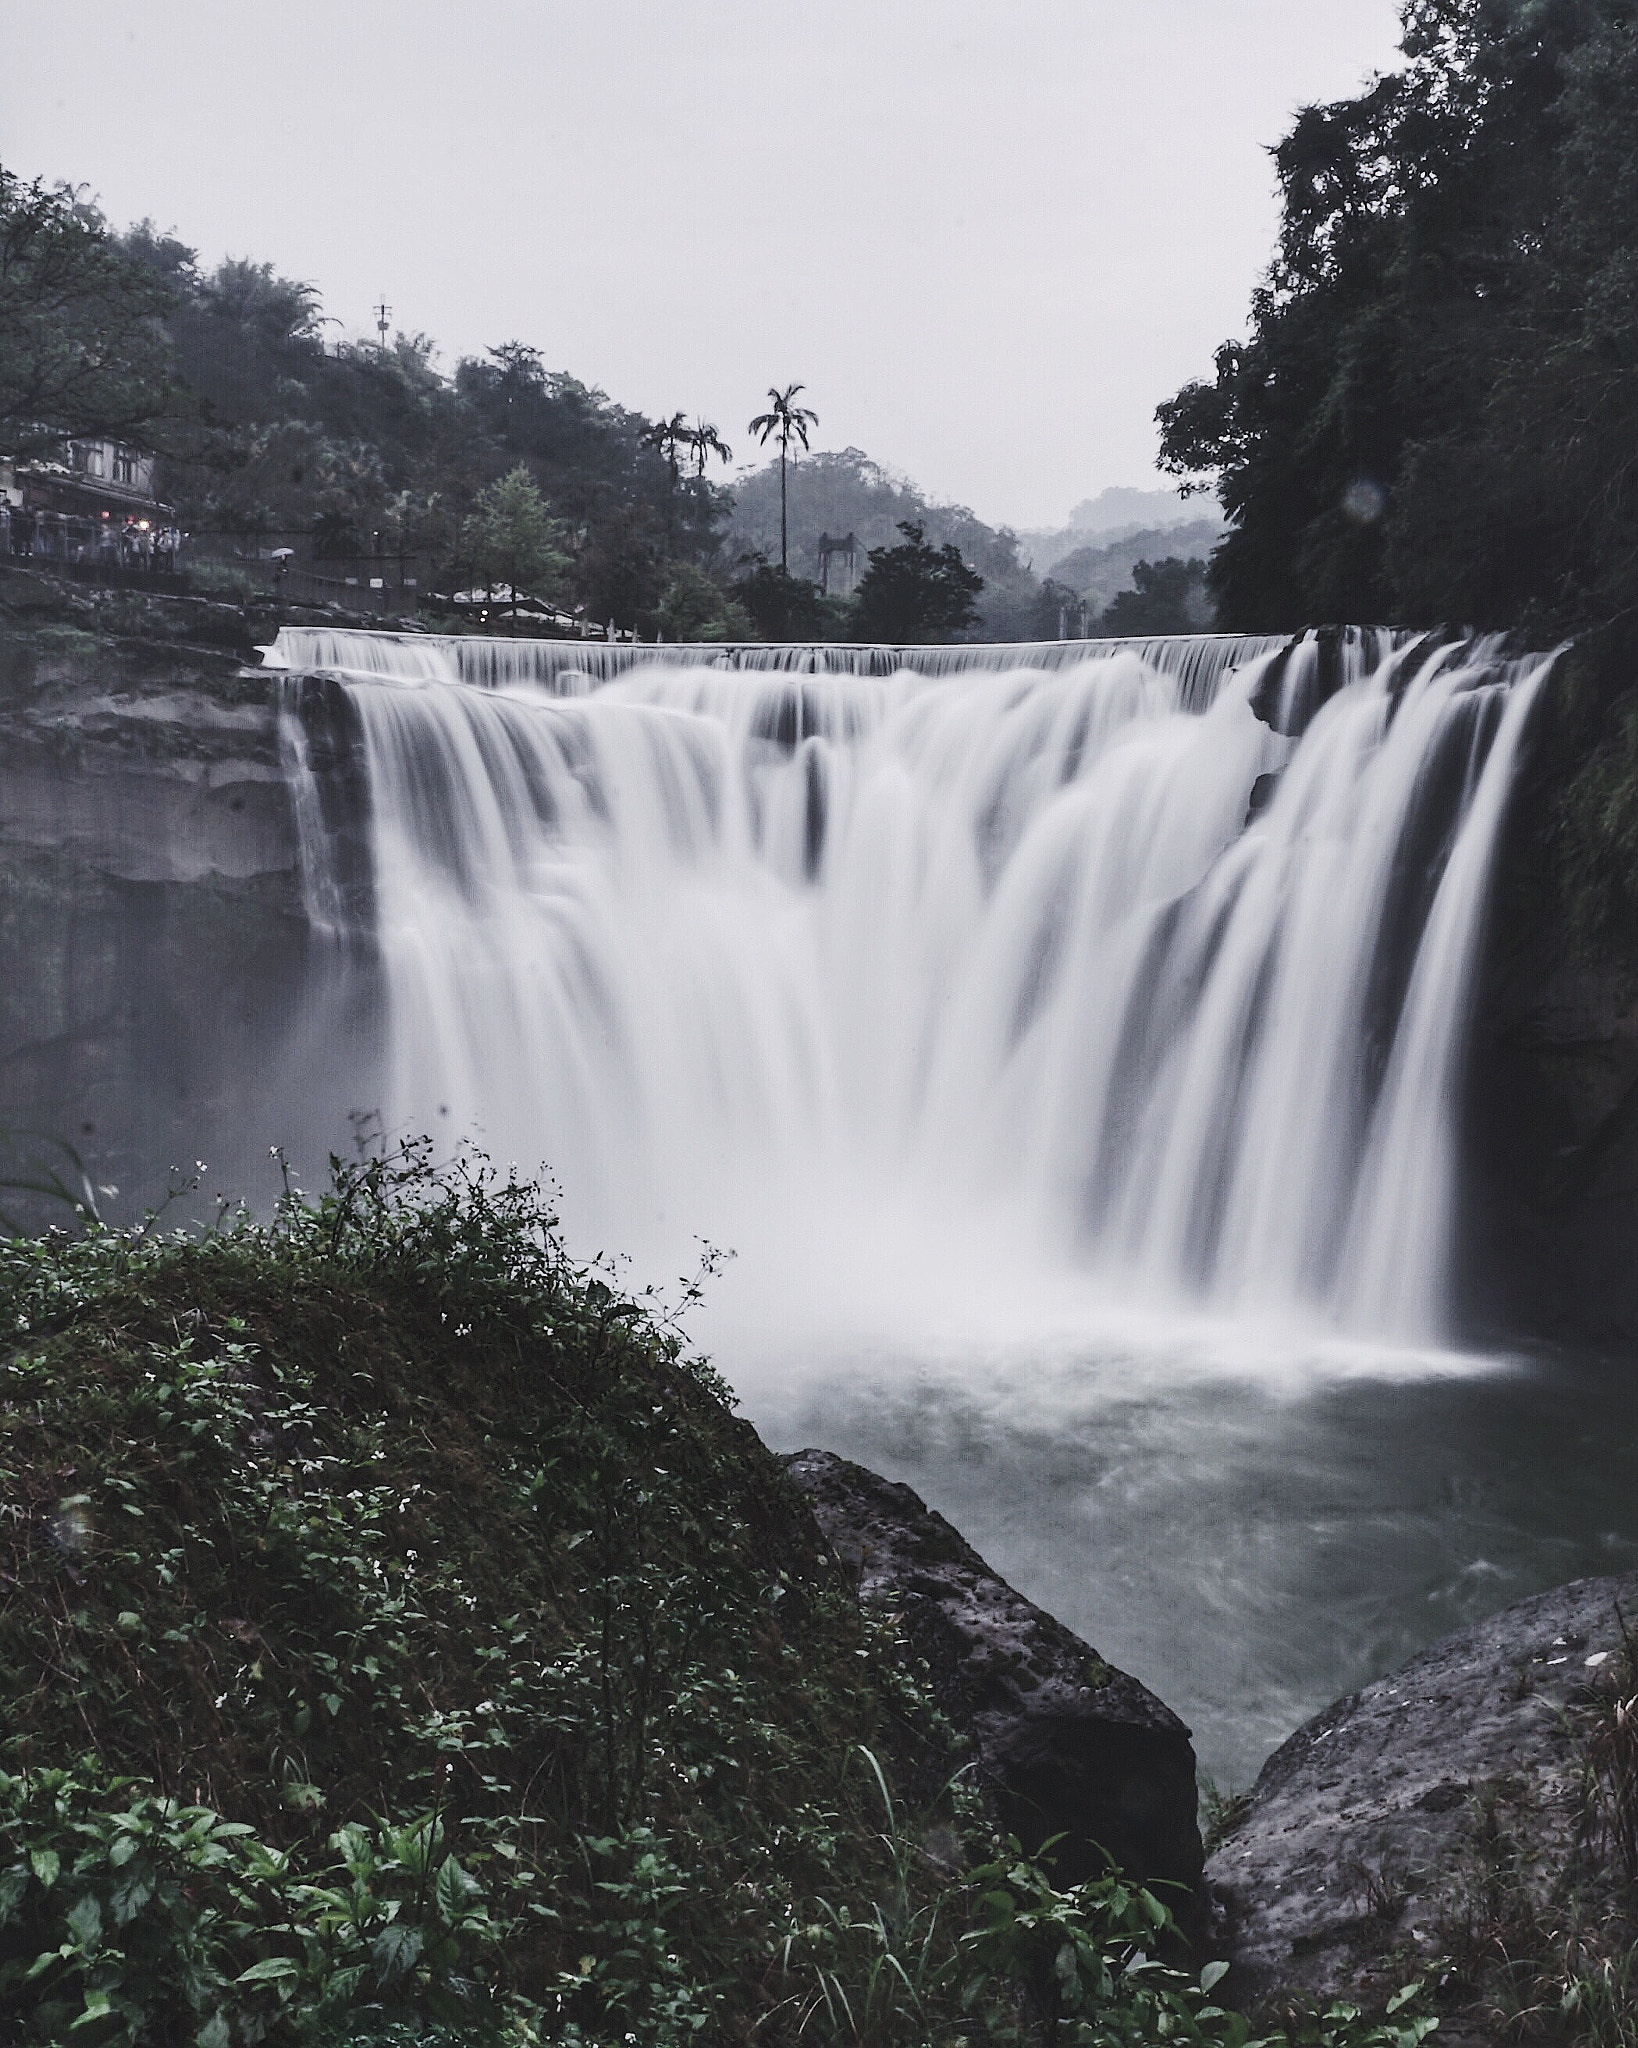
272,626,1551,1353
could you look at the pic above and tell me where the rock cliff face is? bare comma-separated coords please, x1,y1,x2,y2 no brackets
783,1450,1205,1894
0,576,375,1219
1208,1572,1638,2016
1462,644,1638,1347
1465,942,1638,1346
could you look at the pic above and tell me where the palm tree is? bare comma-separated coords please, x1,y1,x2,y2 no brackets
641,411,690,549
687,418,732,476
640,411,689,489
748,384,818,571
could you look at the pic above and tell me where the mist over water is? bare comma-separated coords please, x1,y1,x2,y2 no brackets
267,625,1620,1783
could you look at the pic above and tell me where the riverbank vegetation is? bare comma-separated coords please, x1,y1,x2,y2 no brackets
1,1142,1455,2047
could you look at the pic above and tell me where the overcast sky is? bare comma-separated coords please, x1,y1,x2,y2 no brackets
2,1,1404,530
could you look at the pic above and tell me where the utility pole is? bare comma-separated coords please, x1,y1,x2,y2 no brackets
374,298,391,348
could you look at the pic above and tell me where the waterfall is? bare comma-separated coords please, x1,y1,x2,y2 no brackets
274,626,1552,1346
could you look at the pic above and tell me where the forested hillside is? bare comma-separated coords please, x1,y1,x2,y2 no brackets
112,223,734,632
2,167,1217,642
727,446,1058,640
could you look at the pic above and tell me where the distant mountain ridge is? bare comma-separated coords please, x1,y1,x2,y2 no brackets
1016,486,1224,580
724,453,1223,640
1068,485,1213,536
1046,519,1225,611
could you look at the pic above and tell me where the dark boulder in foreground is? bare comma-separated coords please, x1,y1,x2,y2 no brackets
1208,1570,1638,2012
783,1448,1204,1893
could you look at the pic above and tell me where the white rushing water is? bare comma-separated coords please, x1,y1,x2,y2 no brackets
272,627,1552,1361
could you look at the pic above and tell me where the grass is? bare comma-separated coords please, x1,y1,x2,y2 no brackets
1586,1606,1638,1888
1201,1780,1255,1858
0,1125,104,1237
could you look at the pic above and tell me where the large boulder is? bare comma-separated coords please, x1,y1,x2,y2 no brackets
1208,1571,1638,2012
782,1449,1203,1893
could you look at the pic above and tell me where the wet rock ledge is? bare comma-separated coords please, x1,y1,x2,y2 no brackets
783,1449,1205,1893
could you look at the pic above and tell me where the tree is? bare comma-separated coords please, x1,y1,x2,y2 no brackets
0,166,174,460
655,563,753,642
732,561,834,642
460,465,570,623
640,411,689,490
686,418,732,476
572,504,665,635
1155,0,1638,641
1092,558,1214,637
747,383,818,570
850,521,984,643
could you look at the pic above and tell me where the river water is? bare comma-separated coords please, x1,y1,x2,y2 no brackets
719,1306,1638,1785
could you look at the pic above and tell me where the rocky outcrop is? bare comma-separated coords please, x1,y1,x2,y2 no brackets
783,1449,1204,1893
1208,1571,1638,2013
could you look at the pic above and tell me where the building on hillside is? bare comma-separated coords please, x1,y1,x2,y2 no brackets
0,436,180,569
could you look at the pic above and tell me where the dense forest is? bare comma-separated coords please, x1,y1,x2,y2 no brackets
0,174,1210,643
88,219,744,638
1159,0,1637,646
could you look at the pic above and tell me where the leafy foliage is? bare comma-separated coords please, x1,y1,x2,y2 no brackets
732,562,845,642
952,1846,1439,2048
0,1770,499,2044
851,521,985,643
0,170,174,460
1157,0,1638,644
654,562,753,642
88,231,737,628
1092,558,1214,638
460,468,572,613
0,1145,925,2041
0,1126,103,1237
